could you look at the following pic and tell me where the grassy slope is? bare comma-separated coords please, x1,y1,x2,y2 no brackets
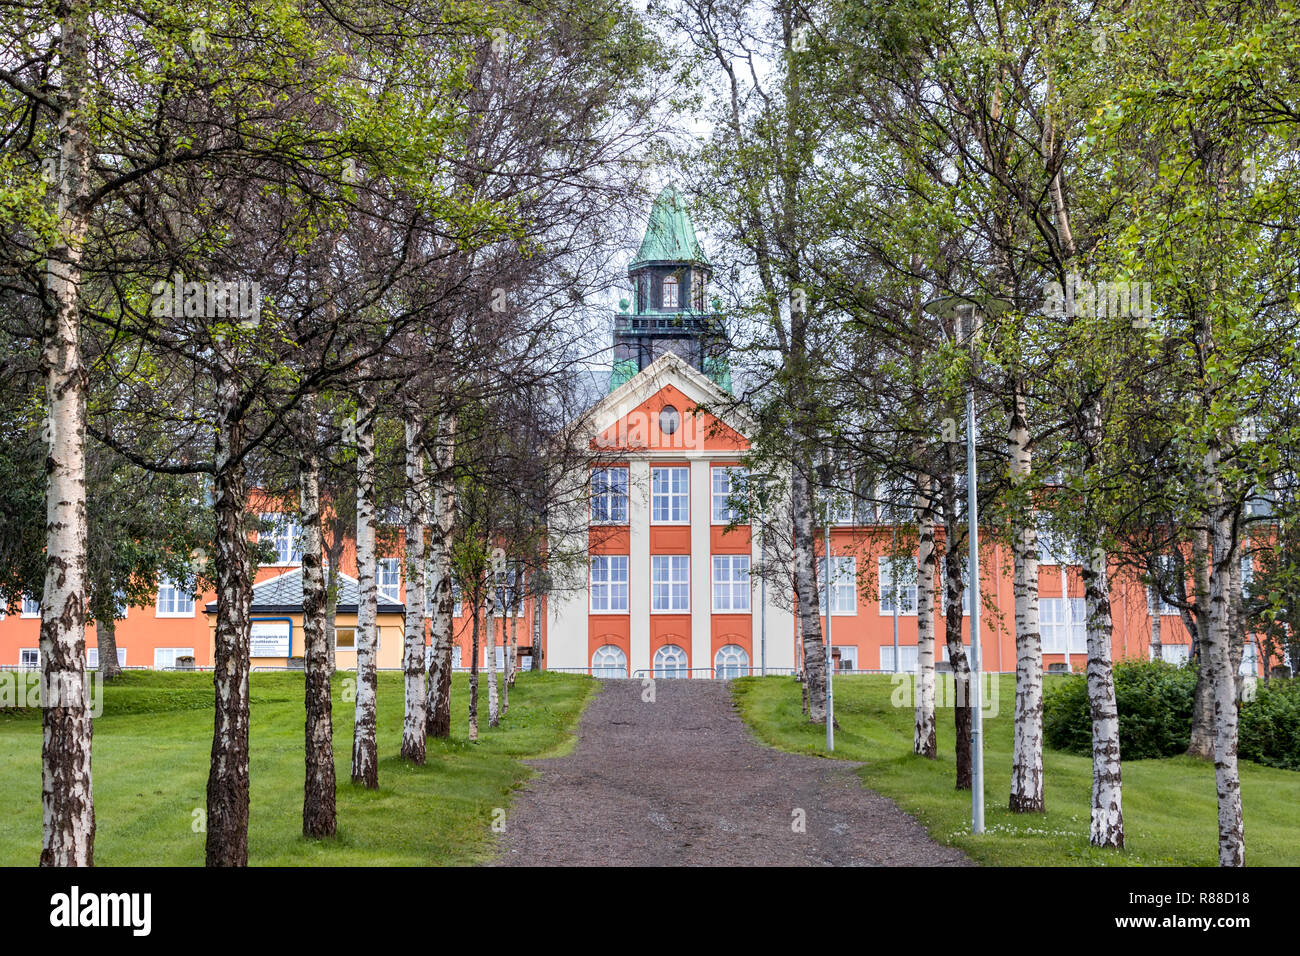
0,669,594,866
732,673,1300,866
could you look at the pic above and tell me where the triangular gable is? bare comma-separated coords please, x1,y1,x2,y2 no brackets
578,352,753,452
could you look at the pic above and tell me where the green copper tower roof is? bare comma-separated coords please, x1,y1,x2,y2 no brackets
629,186,710,269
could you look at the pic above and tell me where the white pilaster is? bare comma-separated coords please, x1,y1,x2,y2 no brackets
690,459,712,674
629,458,651,676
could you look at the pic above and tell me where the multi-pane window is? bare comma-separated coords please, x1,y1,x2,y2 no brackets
259,513,302,565
831,645,858,672
880,644,919,673
654,643,688,678
88,648,127,670
876,555,914,615
378,558,401,603
20,648,39,669
591,555,629,612
651,466,689,523
591,644,628,678
714,644,750,679
1037,527,1079,567
651,555,690,612
711,466,747,523
156,575,195,617
1147,554,1178,614
662,274,679,308
591,467,629,523
1041,597,1087,654
815,556,858,614
20,595,40,617
153,647,194,669
712,555,751,612
1151,643,1190,665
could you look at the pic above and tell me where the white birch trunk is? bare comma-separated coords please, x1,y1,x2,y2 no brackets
1205,453,1245,865
426,411,457,738
913,475,937,758
468,598,480,742
400,417,427,763
298,399,335,836
792,467,826,723
1149,588,1162,662
1082,546,1123,848
485,578,499,728
40,0,94,868
1187,529,1216,758
351,393,379,787
1008,386,1044,812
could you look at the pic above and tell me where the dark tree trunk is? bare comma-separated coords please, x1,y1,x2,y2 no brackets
299,399,336,838
97,615,123,680
206,388,253,867
940,474,972,791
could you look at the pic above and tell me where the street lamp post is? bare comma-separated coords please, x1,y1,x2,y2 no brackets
923,293,1009,837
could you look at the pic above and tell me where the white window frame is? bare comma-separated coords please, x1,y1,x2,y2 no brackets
711,466,747,524
651,555,690,613
1041,597,1087,654
154,647,195,669
880,644,918,673
831,645,858,672
876,555,915,616
651,466,690,524
815,556,859,615
155,575,196,618
20,595,40,618
259,512,302,565
88,647,127,670
1150,643,1190,664
378,558,402,603
712,555,751,612
714,644,750,679
19,648,39,670
334,627,356,651
653,643,688,678
662,274,679,308
590,555,630,613
591,467,630,524
591,644,628,678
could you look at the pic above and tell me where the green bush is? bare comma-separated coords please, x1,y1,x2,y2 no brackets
1240,680,1300,771
1043,660,1197,759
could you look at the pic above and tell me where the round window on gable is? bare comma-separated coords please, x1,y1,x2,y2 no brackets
659,405,680,435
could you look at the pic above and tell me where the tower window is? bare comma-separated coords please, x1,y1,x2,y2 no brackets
662,274,679,308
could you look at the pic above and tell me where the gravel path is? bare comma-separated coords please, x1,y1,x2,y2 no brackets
493,679,971,866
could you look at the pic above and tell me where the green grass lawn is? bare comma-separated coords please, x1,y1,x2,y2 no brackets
732,673,1300,866
0,669,594,866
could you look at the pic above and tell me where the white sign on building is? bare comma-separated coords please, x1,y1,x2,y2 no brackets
250,619,292,657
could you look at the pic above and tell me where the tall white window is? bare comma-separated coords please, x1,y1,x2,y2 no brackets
880,644,919,672
654,643,688,678
1151,643,1190,664
154,647,194,669
88,648,127,670
452,646,463,668
591,467,629,523
19,648,39,670
20,595,40,617
591,555,629,612
156,575,195,617
714,644,750,679
711,466,747,523
876,555,914,615
815,556,858,614
831,645,858,671
939,557,972,615
1041,597,1087,654
1037,527,1078,567
378,558,402,603
453,579,463,617
259,513,302,565
651,466,689,523
591,644,628,678
651,555,690,612
712,555,751,612
662,274,679,308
